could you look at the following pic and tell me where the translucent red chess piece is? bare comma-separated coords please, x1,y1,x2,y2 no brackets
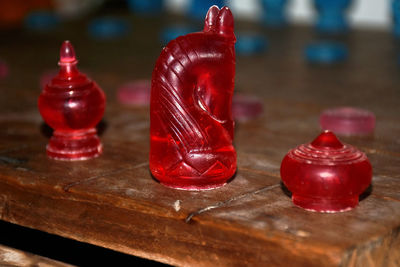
38,41,106,160
320,107,375,136
150,6,237,190
280,131,372,212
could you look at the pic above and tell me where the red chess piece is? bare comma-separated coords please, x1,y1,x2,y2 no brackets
150,6,237,190
38,41,106,160
280,131,372,212
320,107,376,136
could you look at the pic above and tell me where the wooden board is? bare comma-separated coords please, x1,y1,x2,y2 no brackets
0,14,399,266
0,244,75,267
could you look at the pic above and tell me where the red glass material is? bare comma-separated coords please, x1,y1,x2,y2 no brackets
38,41,106,160
117,80,151,106
232,94,263,122
320,107,375,136
280,131,372,212
150,6,236,190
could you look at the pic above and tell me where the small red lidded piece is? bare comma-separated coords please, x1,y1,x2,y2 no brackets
280,131,372,212
38,41,106,160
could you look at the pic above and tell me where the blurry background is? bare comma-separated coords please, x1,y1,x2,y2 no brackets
170,0,390,29
0,0,392,30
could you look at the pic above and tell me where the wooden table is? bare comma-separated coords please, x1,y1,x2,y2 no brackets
0,244,73,267
0,13,399,266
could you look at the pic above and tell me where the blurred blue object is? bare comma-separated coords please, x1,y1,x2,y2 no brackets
88,17,130,40
188,0,225,20
127,0,163,14
314,0,351,34
305,42,348,64
160,25,197,44
260,0,288,27
392,0,400,37
25,10,60,31
236,32,268,56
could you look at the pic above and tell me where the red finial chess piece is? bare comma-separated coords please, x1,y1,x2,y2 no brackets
280,130,372,212
150,6,236,190
38,41,106,160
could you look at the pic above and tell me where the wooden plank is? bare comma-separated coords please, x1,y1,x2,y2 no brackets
0,244,74,267
0,15,399,266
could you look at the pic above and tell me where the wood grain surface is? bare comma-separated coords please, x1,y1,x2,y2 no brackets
0,14,399,266
0,244,75,267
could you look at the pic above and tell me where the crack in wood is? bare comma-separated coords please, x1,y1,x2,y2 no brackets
63,162,149,192
371,194,400,202
185,183,281,223
0,145,30,167
361,146,400,158
239,167,280,178
0,156,27,165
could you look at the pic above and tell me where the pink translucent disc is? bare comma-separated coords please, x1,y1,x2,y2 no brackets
320,107,375,136
232,94,263,122
117,80,151,106
0,59,9,79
